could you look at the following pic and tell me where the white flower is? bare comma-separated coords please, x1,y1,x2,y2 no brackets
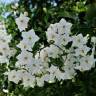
72,34,88,47
16,40,32,51
15,13,30,31
22,29,39,48
16,51,34,66
74,45,90,56
47,65,58,81
46,18,72,48
36,77,45,87
8,70,22,84
22,72,35,88
0,55,9,64
62,54,77,79
0,32,12,43
63,66,76,79
35,53,49,68
47,65,66,81
45,45,63,58
48,65,58,73
44,73,55,83
55,34,72,47
0,41,10,56
75,55,95,71
46,24,59,43
9,48,17,57
28,63,43,75
58,18,72,35
0,22,13,64
0,41,13,63
38,48,49,62
55,69,65,81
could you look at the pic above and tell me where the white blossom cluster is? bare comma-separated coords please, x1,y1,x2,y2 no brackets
0,21,15,64
6,13,96,88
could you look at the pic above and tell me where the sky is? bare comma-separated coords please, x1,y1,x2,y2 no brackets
0,0,19,4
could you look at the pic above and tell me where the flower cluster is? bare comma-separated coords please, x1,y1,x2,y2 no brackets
0,21,15,64
5,13,96,88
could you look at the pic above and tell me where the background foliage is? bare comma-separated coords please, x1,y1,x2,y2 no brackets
0,0,96,96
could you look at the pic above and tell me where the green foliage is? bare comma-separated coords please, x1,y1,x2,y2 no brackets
0,0,96,96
